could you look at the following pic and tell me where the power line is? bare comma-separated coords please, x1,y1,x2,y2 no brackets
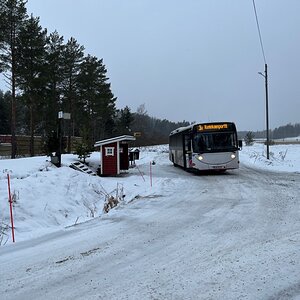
252,0,267,64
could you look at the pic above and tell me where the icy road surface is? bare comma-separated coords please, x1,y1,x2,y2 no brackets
1,154,300,300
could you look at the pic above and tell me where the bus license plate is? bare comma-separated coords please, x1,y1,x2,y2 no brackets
212,165,225,169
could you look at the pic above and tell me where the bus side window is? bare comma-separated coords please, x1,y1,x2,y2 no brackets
184,134,191,152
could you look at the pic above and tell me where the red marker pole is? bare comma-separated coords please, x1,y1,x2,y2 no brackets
7,174,15,243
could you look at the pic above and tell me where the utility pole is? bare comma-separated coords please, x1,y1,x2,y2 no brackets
259,63,270,159
265,64,270,160
252,0,270,159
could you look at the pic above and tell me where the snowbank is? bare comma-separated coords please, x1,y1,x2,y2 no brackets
0,143,299,245
240,142,300,173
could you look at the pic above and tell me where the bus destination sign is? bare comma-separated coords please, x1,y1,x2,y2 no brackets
197,123,229,131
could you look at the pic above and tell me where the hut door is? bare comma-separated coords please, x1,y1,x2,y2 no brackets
119,144,129,170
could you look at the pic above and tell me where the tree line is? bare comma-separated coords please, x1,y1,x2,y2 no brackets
0,0,123,158
129,104,190,146
238,123,300,141
271,123,300,139
0,0,189,157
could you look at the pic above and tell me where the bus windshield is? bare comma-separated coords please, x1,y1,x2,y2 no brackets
193,132,237,153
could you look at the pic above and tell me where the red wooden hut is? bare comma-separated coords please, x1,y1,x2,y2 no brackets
94,135,136,176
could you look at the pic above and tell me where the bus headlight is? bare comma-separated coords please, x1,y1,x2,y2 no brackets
198,155,204,161
231,153,236,159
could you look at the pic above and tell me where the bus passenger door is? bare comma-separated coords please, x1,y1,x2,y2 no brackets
184,134,192,169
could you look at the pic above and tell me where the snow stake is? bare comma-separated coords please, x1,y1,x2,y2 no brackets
136,164,145,182
7,174,15,243
150,161,152,187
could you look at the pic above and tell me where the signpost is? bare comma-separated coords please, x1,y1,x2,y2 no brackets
133,132,142,137
57,111,71,167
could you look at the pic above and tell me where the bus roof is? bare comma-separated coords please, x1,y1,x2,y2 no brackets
169,124,194,136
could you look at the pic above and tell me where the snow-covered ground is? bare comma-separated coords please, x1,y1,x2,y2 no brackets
0,147,162,244
240,142,300,173
0,143,299,299
0,145,172,245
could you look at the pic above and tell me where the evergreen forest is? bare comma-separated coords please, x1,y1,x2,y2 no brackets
0,0,189,158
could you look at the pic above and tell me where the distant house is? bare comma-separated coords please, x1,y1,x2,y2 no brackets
94,135,136,176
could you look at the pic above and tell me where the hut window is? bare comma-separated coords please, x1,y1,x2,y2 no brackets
105,147,114,156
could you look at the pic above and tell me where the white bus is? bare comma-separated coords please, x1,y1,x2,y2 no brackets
169,122,242,172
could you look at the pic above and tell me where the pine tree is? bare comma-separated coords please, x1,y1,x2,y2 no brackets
116,106,134,135
76,55,100,146
77,55,117,143
0,0,28,158
43,30,65,138
16,15,47,156
74,142,91,164
244,131,254,146
61,37,84,152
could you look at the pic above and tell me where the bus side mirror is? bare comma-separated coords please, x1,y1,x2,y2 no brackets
238,140,243,149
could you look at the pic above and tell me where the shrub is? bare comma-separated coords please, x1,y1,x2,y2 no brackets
74,143,91,164
244,131,255,146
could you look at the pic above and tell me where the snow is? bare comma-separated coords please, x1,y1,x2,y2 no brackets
240,142,300,173
0,146,170,244
0,143,300,299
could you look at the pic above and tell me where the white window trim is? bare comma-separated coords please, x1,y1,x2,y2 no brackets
105,147,115,156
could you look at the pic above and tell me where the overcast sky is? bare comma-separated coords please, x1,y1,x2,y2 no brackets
2,0,300,131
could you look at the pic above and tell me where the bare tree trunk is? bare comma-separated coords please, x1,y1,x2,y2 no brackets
10,26,17,159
